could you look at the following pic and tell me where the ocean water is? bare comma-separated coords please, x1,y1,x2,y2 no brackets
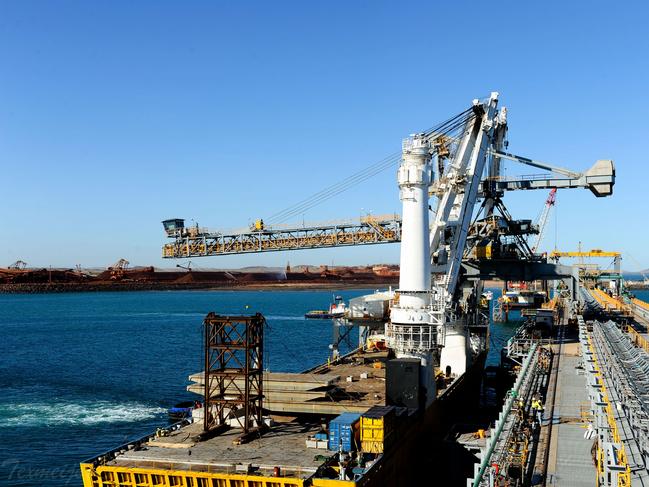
0,288,525,486
633,289,649,303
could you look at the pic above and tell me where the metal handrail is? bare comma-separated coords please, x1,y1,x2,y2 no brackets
470,343,539,487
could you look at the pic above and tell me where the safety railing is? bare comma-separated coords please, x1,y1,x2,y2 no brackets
632,297,649,312
468,343,539,486
385,323,440,352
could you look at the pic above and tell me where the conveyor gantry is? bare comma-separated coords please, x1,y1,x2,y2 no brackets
584,318,649,486
162,214,401,258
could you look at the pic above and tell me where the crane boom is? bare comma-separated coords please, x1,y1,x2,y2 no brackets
485,157,614,196
531,189,556,253
429,94,503,297
161,111,614,260
162,215,401,258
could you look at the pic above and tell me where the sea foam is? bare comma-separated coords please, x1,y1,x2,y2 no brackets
0,400,166,427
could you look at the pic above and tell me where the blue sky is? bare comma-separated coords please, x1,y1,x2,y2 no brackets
1,1,647,270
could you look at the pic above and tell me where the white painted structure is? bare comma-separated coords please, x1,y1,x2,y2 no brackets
388,134,438,405
387,93,507,404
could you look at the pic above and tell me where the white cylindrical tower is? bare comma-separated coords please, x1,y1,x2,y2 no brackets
387,134,439,407
397,135,432,304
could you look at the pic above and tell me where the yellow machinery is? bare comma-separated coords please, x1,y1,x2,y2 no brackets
549,249,621,259
475,239,493,259
80,463,357,487
591,288,627,313
550,248,622,295
80,464,309,487
360,406,395,454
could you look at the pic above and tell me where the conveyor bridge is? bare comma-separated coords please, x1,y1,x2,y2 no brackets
162,214,401,258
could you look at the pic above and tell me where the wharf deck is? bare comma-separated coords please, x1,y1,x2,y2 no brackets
545,340,597,486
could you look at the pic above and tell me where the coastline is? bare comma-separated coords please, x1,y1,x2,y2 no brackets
0,280,398,294
0,279,504,294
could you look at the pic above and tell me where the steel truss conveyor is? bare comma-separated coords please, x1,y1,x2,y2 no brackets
162,215,401,258
584,318,649,486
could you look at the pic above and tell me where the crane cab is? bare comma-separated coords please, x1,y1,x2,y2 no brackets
162,219,185,237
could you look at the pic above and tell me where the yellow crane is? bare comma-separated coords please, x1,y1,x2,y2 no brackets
550,248,622,294
549,249,621,259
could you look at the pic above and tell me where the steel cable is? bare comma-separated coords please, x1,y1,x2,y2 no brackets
265,107,477,225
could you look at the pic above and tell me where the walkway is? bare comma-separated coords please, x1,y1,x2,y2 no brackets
545,338,597,486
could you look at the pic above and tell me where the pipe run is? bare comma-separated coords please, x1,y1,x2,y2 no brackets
471,343,539,487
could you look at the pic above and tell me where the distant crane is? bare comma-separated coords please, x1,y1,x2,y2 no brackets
531,188,556,253
625,252,649,285
176,261,193,272
640,272,649,286
108,258,130,280
8,260,27,270
550,248,622,295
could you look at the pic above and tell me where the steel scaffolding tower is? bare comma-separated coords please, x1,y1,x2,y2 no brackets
203,313,265,443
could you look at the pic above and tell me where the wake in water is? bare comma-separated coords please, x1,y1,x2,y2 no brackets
0,400,166,427
116,313,307,321
265,315,307,321
115,311,206,318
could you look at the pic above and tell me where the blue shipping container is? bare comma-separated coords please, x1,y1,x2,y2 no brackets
328,412,361,452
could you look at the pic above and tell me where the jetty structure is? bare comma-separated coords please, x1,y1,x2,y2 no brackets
77,93,648,487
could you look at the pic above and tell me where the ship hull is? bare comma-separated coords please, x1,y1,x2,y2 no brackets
358,351,487,487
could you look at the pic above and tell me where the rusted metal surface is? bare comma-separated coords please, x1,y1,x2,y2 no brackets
203,313,265,442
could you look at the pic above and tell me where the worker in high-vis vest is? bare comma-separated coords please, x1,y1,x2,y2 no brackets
532,395,544,424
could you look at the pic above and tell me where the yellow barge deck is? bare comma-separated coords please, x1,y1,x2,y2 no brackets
80,348,463,487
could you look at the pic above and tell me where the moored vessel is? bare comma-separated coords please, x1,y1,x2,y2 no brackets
305,296,347,319
81,93,616,486
80,96,502,487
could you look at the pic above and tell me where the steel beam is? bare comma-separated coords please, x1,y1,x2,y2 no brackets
483,159,615,197
463,260,575,281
